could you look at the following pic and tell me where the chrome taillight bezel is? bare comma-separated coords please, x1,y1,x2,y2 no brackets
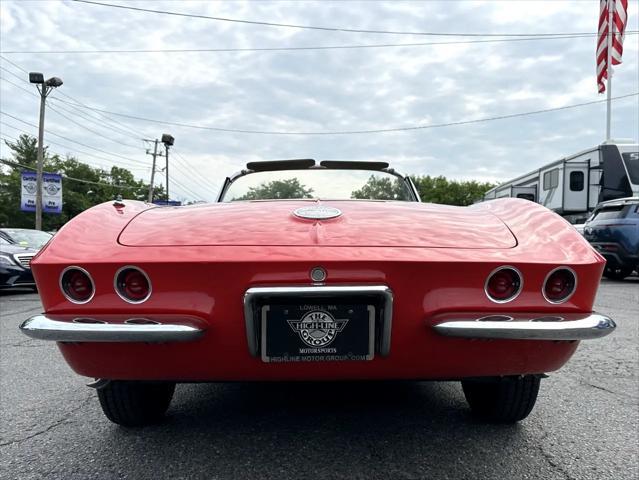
114,266,152,304
542,266,577,304
484,266,523,304
59,266,95,304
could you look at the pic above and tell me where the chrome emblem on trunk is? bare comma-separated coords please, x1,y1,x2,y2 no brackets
293,206,342,220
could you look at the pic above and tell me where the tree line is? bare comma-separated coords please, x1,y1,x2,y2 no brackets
241,175,495,205
1,134,496,231
0,134,164,230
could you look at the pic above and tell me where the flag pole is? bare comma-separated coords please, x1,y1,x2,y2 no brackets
605,0,614,141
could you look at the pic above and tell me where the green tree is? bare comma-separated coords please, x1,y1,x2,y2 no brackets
0,134,163,230
412,175,496,206
351,175,410,200
349,173,496,206
237,178,313,200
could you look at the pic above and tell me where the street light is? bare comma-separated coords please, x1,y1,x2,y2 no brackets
29,73,44,84
45,77,63,88
29,72,63,230
161,134,174,202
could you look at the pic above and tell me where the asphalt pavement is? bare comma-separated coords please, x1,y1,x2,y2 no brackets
1,278,637,480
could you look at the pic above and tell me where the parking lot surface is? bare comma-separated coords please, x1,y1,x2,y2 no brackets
1,278,637,480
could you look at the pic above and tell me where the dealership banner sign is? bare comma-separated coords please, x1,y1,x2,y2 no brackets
21,171,63,214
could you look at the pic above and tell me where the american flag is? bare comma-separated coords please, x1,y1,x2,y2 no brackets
597,0,629,93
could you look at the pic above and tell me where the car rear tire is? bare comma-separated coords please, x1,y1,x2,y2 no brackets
603,265,634,280
461,375,541,423
97,381,175,427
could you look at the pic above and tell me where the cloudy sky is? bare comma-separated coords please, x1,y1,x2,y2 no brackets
1,0,637,202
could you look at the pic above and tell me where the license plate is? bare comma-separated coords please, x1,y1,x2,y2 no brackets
261,302,375,363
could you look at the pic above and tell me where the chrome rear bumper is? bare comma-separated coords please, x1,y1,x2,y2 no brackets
432,313,615,340
20,315,205,343
20,311,615,344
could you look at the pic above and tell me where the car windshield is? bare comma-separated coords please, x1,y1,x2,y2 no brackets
622,152,639,184
591,206,626,221
221,169,414,202
2,229,52,248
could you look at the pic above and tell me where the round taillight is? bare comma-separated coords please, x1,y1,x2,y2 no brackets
543,268,576,304
115,267,151,303
60,267,94,304
485,267,522,303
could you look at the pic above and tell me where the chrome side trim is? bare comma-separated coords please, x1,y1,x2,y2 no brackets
19,315,204,342
244,285,393,357
432,313,615,340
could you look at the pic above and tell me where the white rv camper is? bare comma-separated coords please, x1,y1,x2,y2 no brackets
483,141,639,223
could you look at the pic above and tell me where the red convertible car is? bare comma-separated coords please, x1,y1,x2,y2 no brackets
20,160,615,426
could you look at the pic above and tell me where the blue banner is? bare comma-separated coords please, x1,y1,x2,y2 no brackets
21,171,63,214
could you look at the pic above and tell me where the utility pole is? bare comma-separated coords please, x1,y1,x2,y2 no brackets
161,134,174,203
146,139,160,203
29,72,63,230
165,143,169,202
35,86,46,229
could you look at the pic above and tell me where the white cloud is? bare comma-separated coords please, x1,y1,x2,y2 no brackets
0,0,637,203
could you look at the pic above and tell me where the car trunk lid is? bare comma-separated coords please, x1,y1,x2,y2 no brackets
118,200,516,249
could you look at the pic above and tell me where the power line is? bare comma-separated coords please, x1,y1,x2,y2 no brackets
72,0,637,38
0,153,140,190
45,101,144,150
4,33,636,55
169,175,201,200
0,110,150,165
0,56,28,73
3,73,211,197
140,144,216,200
170,149,219,197
1,60,147,146
0,58,154,190
6,54,634,137
43,92,639,136
169,162,217,198
1,55,147,139
45,97,146,142
0,78,149,170
0,70,195,195
0,65,35,87
54,90,146,140
0,76,39,98
0,121,148,172
0,137,146,187
170,172,202,200
169,170,216,200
